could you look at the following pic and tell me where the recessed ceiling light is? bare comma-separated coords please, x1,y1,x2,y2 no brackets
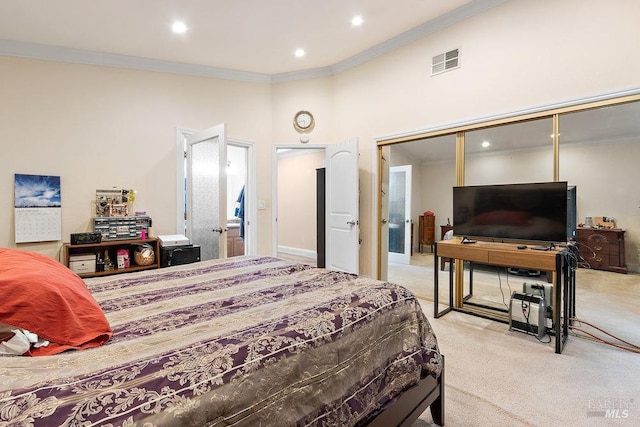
482,141,491,148
294,49,306,58
352,15,364,26
172,21,188,34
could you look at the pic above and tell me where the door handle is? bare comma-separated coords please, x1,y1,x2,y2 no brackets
347,220,358,226
212,227,228,233
381,219,388,224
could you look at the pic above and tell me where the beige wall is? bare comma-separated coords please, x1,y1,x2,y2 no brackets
0,57,273,258
2,0,639,276
326,0,640,276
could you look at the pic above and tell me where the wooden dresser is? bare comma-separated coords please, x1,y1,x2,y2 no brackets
418,215,435,253
575,228,627,273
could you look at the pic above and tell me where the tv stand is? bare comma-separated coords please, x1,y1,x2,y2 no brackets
433,239,576,354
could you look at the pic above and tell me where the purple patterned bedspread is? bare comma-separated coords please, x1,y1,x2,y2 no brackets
0,256,441,426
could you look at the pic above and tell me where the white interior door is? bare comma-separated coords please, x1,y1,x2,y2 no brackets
186,124,227,261
379,146,390,280
326,139,359,274
388,165,412,265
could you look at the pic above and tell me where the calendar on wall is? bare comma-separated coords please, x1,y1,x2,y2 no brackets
14,174,62,243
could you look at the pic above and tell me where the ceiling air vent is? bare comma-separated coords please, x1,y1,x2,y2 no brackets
431,48,460,75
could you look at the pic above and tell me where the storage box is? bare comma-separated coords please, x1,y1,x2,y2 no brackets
158,234,190,247
69,253,96,274
594,216,615,229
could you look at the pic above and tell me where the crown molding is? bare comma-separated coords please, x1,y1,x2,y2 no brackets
271,66,334,83
0,0,508,84
0,39,273,83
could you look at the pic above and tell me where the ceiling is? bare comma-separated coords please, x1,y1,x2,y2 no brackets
0,0,505,79
1,0,637,151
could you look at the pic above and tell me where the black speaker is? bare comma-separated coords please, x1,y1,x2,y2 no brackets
567,186,577,239
161,245,201,267
71,232,102,245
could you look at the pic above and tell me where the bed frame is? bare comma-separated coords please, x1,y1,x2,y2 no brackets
367,355,445,426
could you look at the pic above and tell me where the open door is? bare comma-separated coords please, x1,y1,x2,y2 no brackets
186,124,227,261
379,146,390,280
326,139,359,274
388,165,412,265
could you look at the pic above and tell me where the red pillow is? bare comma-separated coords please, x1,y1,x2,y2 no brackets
0,248,112,356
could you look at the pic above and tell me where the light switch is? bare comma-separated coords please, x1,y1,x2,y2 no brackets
258,200,267,210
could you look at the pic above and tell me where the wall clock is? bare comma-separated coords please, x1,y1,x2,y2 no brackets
293,110,315,133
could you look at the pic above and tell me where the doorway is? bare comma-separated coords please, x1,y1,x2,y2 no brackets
273,139,360,274
176,128,256,260
274,146,325,265
388,165,412,265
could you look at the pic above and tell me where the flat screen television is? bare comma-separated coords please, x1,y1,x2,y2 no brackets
453,181,570,244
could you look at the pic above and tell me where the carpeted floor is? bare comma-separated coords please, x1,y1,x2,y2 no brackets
386,252,640,426
278,250,640,425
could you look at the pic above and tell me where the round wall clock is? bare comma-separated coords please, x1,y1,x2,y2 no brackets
293,110,315,133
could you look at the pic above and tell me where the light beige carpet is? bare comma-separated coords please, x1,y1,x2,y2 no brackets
386,254,640,426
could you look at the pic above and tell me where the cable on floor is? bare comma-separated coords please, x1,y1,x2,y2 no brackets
568,317,640,354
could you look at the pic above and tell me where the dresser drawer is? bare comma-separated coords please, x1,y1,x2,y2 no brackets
575,228,627,273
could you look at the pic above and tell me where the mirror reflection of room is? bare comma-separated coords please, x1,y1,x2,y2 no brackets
386,135,456,299
384,98,640,342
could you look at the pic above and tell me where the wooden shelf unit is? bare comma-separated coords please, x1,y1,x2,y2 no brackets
64,237,160,278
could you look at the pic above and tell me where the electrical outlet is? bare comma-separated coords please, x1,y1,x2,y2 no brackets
258,200,267,210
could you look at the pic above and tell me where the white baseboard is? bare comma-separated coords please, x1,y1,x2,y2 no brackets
277,245,317,260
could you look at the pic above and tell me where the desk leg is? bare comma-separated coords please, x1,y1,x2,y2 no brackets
562,255,571,348
434,243,453,318
554,252,571,354
464,262,474,301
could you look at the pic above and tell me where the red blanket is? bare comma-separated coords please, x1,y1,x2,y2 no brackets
0,248,112,356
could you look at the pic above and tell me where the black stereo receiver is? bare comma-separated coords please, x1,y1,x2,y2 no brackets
161,245,201,267
71,232,103,245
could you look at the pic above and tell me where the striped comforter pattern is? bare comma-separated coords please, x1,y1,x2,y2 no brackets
0,256,441,426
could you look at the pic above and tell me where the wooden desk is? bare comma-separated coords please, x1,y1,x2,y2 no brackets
434,239,576,354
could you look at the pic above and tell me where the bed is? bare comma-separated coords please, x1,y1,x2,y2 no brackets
0,251,444,426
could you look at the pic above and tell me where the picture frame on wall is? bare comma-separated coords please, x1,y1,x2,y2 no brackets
109,203,129,217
